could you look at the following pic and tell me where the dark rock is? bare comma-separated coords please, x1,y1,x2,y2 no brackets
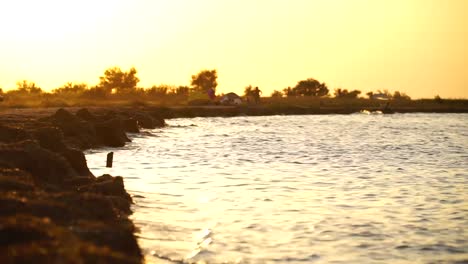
76,108,96,121
52,108,81,124
53,192,120,221
0,140,77,185
0,124,31,143
0,215,141,264
0,168,35,192
97,174,114,182
74,220,141,259
0,215,52,246
0,107,145,264
94,118,130,147
103,110,118,120
46,109,97,149
152,116,166,127
33,126,67,152
62,148,94,178
134,113,157,129
80,175,132,202
123,118,140,133
63,176,95,188
31,127,93,178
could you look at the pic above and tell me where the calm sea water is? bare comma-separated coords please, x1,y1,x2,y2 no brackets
86,113,468,264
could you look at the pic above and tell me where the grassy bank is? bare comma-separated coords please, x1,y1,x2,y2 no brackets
1,94,467,116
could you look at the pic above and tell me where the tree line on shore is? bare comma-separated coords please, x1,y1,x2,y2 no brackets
0,66,423,104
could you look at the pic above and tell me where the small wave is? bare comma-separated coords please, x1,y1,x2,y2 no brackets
150,251,187,264
268,254,320,262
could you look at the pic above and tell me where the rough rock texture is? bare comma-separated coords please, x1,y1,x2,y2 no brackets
123,118,140,133
75,108,96,121
0,124,31,143
94,118,131,147
0,140,77,186
42,109,98,149
0,107,167,264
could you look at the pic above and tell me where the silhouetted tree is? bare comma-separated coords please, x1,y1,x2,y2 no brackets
366,91,374,99
271,90,283,97
377,89,392,97
283,87,295,97
191,69,217,93
146,85,171,96
393,91,411,100
174,86,190,96
53,82,88,94
81,86,107,98
293,78,328,97
244,85,254,97
15,80,42,94
334,88,361,98
98,67,139,94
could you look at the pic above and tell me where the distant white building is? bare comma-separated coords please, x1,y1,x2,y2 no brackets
220,92,242,105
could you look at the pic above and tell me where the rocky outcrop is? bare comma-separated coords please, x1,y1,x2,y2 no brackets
123,118,140,133
0,140,77,186
0,151,141,263
94,118,131,147
0,107,168,264
75,108,96,121
42,108,97,149
134,113,158,129
0,124,31,143
32,126,93,178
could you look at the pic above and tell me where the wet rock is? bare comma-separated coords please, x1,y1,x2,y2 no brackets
134,113,157,129
63,176,95,189
94,118,130,147
152,115,166,128
80,175,132,202
123,118,140,133
74,220,141,259
52,192,121,221
62,148,94,178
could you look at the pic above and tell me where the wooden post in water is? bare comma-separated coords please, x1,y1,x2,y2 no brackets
106,152,114,168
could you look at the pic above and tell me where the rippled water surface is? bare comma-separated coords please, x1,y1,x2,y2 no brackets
86,114,468,263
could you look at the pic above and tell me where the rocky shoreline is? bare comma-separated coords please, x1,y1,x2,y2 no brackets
1,104,466,263
0,107,165,264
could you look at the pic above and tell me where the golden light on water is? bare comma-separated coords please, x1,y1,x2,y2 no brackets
1,0,466,98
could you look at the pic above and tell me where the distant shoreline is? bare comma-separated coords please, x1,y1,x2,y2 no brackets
1,102,468,122
157,104,468,118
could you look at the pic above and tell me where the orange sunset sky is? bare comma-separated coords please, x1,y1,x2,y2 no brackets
0,0,467,98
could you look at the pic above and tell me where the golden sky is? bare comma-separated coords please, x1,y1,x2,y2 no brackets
0,0,467,98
